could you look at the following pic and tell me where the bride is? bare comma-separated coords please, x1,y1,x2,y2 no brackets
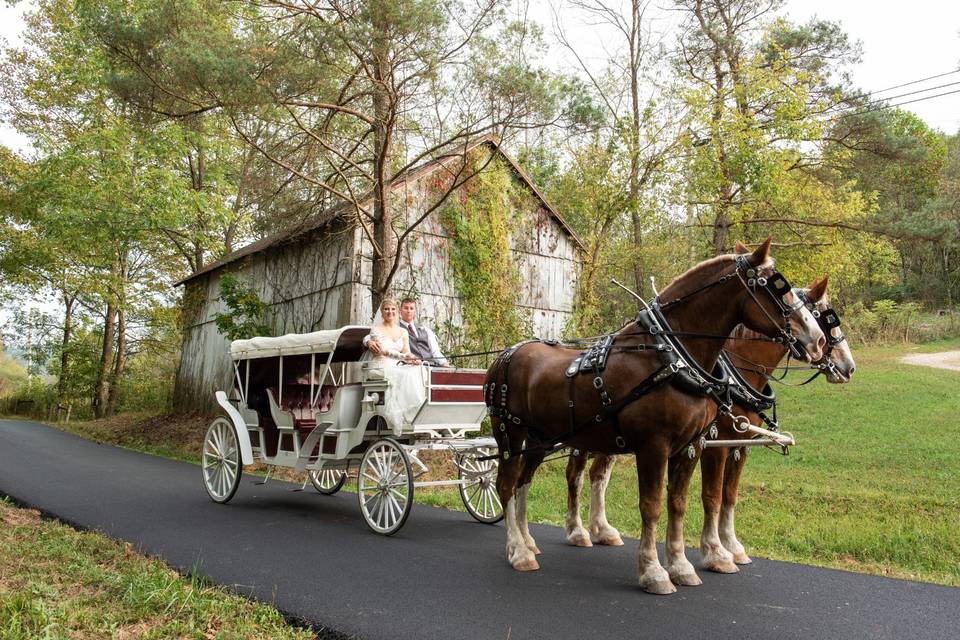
367,298,426,427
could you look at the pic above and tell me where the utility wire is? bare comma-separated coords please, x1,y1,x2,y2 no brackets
837,87,960,121
862,68,960,97
864,79,960,105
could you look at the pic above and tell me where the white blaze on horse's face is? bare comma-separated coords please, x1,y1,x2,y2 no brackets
812,292,856,383
782,289,825,362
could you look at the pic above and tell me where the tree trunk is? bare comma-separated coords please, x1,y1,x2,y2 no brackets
368,7,395,315
106,306,126,416
628,0,644,297
57,292,76,404
94,301,117,419
106,252,130,416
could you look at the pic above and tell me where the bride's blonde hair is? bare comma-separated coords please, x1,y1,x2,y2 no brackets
380,298,398,312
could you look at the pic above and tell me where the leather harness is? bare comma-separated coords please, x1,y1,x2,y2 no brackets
483,261,810,460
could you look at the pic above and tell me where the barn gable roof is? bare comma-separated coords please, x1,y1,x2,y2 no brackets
176,137,582,286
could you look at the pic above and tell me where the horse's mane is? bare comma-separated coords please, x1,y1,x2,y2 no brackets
659,251,775,301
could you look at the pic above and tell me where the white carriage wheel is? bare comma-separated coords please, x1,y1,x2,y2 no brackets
202,417,242,504
457,447,503,524
309,468,348,495
357,438,414,535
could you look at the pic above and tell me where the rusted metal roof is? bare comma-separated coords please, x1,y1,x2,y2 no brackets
175,137,582,286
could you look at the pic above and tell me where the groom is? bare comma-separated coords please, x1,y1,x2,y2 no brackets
367,298,450,367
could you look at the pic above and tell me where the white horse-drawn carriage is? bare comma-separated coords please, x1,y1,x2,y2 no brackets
201,326,502,534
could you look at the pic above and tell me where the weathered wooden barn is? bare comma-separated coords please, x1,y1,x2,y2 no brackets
174,139,583,412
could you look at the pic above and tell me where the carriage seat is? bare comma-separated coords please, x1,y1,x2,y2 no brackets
266,385,316,430
266,383,364,432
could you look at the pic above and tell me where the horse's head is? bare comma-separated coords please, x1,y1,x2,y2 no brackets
797,276,855,383
733,239,826,363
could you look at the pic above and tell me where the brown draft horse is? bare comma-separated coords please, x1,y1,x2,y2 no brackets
486,239,826,594
563,265,856,580
698,276,855,571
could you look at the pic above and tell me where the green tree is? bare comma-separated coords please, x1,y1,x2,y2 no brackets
82,0,594,311
675,0,864,257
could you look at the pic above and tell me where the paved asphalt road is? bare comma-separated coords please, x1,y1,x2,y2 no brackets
1,419,957,639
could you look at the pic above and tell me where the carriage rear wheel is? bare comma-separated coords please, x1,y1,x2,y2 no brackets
457,448,503,524
309,468,348,495
357,438,414,535
202,417,242,504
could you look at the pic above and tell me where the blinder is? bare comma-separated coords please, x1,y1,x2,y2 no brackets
796,289,845,346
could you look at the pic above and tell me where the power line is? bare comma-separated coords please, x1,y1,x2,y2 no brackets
863,68,960,97
814,70,960,121
840,87,960,121
867,79,960,105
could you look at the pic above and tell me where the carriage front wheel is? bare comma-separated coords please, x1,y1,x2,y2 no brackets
309,468,348,495
457,448,503,524
202,417,242,504
358,438,414,535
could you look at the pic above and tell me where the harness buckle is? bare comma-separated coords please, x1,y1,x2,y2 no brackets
593,376,604,389
615,436,626,449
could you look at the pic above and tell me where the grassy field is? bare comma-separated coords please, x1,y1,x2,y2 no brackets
15,340,960,587
0,497,315,639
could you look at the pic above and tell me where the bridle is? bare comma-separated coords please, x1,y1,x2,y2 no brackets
723,287,847,387
731,254,811,361
795,288,846,380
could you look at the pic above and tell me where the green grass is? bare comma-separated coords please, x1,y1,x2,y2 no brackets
0,497,315,640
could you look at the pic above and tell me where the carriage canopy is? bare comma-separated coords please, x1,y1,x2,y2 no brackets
230,326,370,361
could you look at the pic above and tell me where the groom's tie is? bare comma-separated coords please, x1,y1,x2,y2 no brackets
406,323,417,339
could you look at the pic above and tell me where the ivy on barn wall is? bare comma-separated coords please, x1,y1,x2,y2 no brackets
214,273,270,340
439,157,530,354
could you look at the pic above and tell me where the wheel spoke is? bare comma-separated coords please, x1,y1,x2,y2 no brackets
213,426,223,456
375,494,387,528
490,487,502,511
215,465,225,497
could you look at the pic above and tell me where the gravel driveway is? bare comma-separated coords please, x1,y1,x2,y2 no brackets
900,350,960,371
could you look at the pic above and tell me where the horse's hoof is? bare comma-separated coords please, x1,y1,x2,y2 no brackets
641,579,677,595
567,533,593,548
670,571,703,586
513,557,540,572
733,552,752,565
595,535,624,546
704,559,739,574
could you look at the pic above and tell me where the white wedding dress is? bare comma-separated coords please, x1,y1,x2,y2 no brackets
368,328,426,427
